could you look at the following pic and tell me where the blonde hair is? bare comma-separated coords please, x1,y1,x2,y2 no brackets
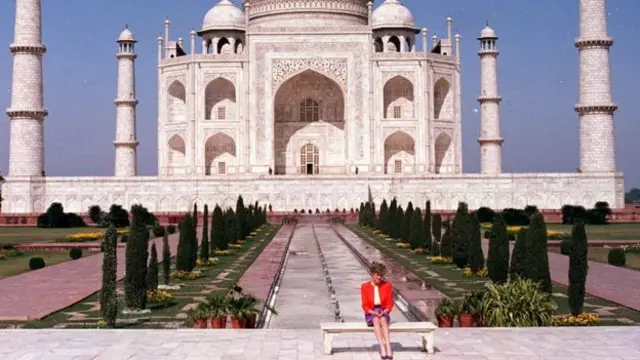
370,261,387,276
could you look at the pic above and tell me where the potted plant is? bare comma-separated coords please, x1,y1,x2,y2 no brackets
457,296,474,327
188,303,209,329
205,294,229,329
228,297,250,328
241,294,261,328
468,290,485,326
434,298,456,327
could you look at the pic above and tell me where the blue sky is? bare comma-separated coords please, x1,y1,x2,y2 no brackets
0,0,638,190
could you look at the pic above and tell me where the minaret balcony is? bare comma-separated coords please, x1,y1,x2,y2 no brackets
477,96,502,104
574,103,617,115
6,108,48,119
113,140,139,147
574,37,614,49
9,43,46,54
114,99,139,106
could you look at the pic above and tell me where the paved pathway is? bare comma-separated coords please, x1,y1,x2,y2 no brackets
0,234,180,321
236,225,295,302
482,239,640,311
0,327,638,359
268,224,336,329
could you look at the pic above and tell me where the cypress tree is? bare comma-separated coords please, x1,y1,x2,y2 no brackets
487,213,509,284
388,198,398,238
440,220,453,257
423,201,432,250
467,213,485,272
403,202,414,242
396,206,405,240
200,204,210,261
432,214,442,256
409,208,423,250
190,211,199,270
162,233,171,285
146,243,159,291
451,202,471,269
510,228,528,278
100,224,118,327
176,213,195,271
378,199,389,234
193,203,198,230
525,212,552,294
236,195,247,241
568,220,589,316
211,205,228,251
226,208,237,244
124,205,150,310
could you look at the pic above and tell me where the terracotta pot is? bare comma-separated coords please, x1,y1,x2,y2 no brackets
193,319,207,329
458,313,474,327
210,317,227,329
437,315,454,328
245,314,257,329
230,316,247,329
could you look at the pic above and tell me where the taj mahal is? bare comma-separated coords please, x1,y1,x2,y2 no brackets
1,0,624,213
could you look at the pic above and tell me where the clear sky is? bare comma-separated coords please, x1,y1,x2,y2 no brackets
0,0,638,190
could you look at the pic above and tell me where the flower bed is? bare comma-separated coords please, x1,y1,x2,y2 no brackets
463,267,489,278
61,228,129,243
428,256,453,264
480,223,570,240
552,313,600,326
196,258,219,267
147,289,173,303
171,270,202,280
621,243,640,254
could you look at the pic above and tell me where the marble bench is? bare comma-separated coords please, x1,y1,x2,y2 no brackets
320,321,436,355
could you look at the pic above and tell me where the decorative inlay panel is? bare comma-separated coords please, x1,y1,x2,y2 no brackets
272,58,348,90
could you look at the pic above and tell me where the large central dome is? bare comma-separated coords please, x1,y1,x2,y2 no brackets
245,0,370,28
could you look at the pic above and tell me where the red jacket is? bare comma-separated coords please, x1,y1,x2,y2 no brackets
360,281,394,313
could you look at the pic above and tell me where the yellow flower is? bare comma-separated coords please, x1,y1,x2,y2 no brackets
208,258,219,266
552,313,599,326
0,250,7,260
171,270,202,280
429,256,453,264
147,289,173,302
214,249,232,256
395,242,410,248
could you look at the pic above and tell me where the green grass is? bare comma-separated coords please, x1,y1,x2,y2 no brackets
350,225,640,326
0,224,281,329
546,223,640,241
0,227,100,245
0,251,97,279
549,247,640,271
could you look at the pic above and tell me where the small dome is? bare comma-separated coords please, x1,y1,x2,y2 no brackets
118,27,135,42
202,0,245,32
479,24,497,39
372,0,416,30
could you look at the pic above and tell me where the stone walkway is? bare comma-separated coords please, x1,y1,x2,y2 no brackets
482,240,640,312
0,234,180,321
236,225,295,302
0,327,638,359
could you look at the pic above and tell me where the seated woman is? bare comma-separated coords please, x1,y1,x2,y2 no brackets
360,261,394,359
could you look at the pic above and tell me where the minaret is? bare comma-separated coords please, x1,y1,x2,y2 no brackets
477,23,503,175
113,26,138,177
7,0,48,177
575,0,617,173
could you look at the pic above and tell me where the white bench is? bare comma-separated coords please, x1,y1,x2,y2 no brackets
320,321,436,355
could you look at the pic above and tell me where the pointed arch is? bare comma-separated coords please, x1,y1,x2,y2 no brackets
374,37,384,53
299,143,320,175
167,80,187,123
205,77,236,121
434,78,453,120
434,132,452,174
217,37,231,54
387,36,401,52
205,133,237,175
235,40,244,54
167,134,186,174
384,131,415,174
383,76,414,119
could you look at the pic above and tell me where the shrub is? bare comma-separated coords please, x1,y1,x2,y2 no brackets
423,201,432,250
408,208,423,250
200,204,210,261
476,207,495,223
487,213,509,284
166,225,176,234
69,248,83,260
440,221,453,257
432,214,442,256
467,214,485,272
525,213,552,294
481,277,557,327
152,226,166,237
146,243,159,291
29,257,46,270
124,205,150,310
120,234,128,243
236,196,247,241
607,248,626,267
568,221,588,316
560,238,572,256
109,204,130,228
100,224,118,327
509,228,527,278
451,202,471,269
162,233,171,285
88,205,103,225
176,213,196,272
211,205,227,251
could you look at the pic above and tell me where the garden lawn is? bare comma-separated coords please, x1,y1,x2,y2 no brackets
0,251,97,279
350,225,640,326
0,227,97,245
5,224,280,329
549,247,640,271
546,223,640,241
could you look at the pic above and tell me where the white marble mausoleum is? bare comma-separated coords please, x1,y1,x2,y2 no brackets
1,0,624,213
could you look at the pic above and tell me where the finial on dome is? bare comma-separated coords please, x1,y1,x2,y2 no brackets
421,27,428,34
